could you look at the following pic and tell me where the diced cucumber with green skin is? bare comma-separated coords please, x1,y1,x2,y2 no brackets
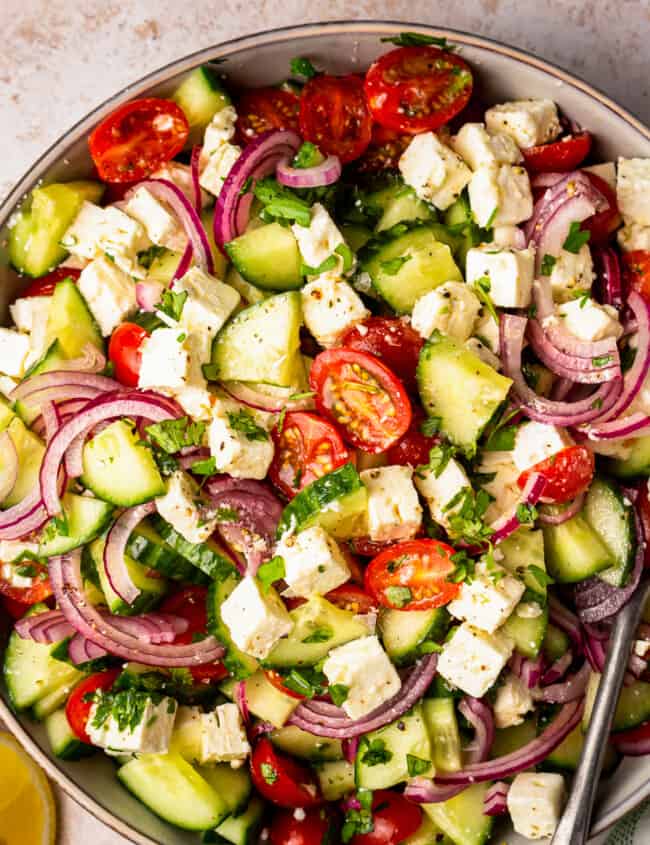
417,332,513,455
196,764,252,816
32,676,85,721
444,195,479,269
276,463,368,540
151,514,237,582
497,528,548,598
88,536,168,616
225,265,272,305
404,815,453,845
205,796,265,845
490,717,537,759
45,708,94,761
207,575,258,679
541,722,619,774
211,291,303,387
379,607,450,665
226,223,303,291
82,420,165,507
315,759,355,800
583,673,650,732
15,341,68,424
501,601,548,659
220,671,299,728
365,181,434,233
8,181,105,277
424,783,494,845
143,247,184,286
355,702,432,790
604,435,650,478
38,492,114,557
118,752,230,831
543,513,613,583
126,520,209,585
363,225,463,313
172,65,232,145
3,603,84,712
270,725,343,761
263,595,368,668
1,416,45,509
583,476,635,587
543,623,570,662
45,278,103,359
341,223,373,252
422,698,462,774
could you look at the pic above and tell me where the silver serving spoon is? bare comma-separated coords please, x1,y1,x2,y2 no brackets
551,573,650,845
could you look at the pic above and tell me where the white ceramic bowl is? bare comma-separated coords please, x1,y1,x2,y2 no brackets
1,21,649,844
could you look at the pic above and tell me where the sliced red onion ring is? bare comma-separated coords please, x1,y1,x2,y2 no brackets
342,737,359,763
610,726,650,756
531,172,566,190
235,680,250,724
68,633,109,665
0,432,18,505
538,494,585,525
104,502,157,605
249,721,275,740
628,652,647,678
511,652,546,689
527,320,620,384
483,782,510,816
15,610,73,644
594,245,624,309
532,660,590,703
190,145,203,212
10,370,119,403
221,382,315,414
458,697,494,764
135,280,164,312
542,651,574,685
276,154,342,188
489,472,546,544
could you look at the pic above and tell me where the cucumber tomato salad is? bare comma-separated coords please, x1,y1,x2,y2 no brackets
3,31,650,845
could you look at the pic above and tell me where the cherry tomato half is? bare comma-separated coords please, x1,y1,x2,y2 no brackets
0,562,53,606
522,131,592,173
365,539,460,611
299,75,373,164
326,583,375,614
309,349,412,453
264,669,306,701
364,46,473,134
250,738,323,808
1,595,35,620
624,250,650,301
517,445,595,504
270,806,337,845
350,790,422,845
236,88,300,143
269,412,350,499
385,411,439,468
65,669,121,744
582,173,621,244
341,317,424,394
108,322,149,387
20,267,80,299
356,124,412,173
89,98,189,182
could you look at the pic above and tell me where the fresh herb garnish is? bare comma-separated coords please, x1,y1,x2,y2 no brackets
385,585,412,608
420,417,441,437
260,762,278,784
540,254,557,276
302,627,333,644
473,275,499,324
360,737,393,767
290,56,318,78
379,255,411,276
336,242,355,272
592,354,613,367
380,32,453,49
254,177,312,226
419,443,456,479
445,487,494,548
15,564,38,578
329,684,350,707
145,417,206,453
342,789,374,843
563,221,590,254
449,549,477,584
190,456,218,476
485,423,518,452
257,555,285,593
293,142,323,169
281,666,327,698
572,288,591,308
301,254,338,276
137,244,168,269
407,754,432,777
214,506,239,522
158,289,188,322
526,564,555,590
227,409,269,442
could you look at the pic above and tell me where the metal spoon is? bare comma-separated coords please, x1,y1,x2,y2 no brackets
551,573,650,845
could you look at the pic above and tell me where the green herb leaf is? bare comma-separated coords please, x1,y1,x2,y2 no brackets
526,563,555,589
292,142,323,169
592,354,613,367
15,563,38,578
301,254,338,276
158,289,188,322
254,177,312,226
385,585,412,608
257,555,285,593
214,506,239,522
342,789,375,843
420,417,441,437
563,221,590,254
379,255,411,276
227,409,269,442
335,242,355,272
406,754,432,777
540,254,557,276
419,443,456,479
137,244,168,269
329,684,350,707
281,666,327,698
516,502,539,524
302,627,333,644
473,275,498,324
485,424,518,452
145,417,206,453
360,737,393,767
190,457,218,476
260,762,278,784
290,56,318,78
380,32,453,49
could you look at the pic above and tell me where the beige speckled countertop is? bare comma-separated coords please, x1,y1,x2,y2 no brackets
1,1,649,842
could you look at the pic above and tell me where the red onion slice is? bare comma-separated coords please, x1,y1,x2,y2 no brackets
10,370,119,403
510,652,546,689
276,154,342,188
458,697,494,764
542,651,574,685
190,145,203,212
538,494,585,525
68,633,108,665
103,502,157,605
135,280,164,312
15,610,73,644
527,320,620,384
342,737,359,763
0,432,18,505
235,680,250,724
221,382,315,414
489,472,546,544
594,245,624,310
532,660,590,703
483,782,510,816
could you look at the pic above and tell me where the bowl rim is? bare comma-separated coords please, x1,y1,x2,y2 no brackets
2,19,649,844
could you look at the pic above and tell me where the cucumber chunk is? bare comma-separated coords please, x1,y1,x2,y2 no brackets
490,717,537,758
497,528,548,598
604,435,650,478
206,796,265,845
315,759,355,800
152,514,236,582
365,181,434,233
583,476,635,587
207,575,259,679
379,607,449,665
417,331,512,454
127,519,210,584
211,292,303,386
220,671,299,728
88,536,168,616
38,492,114,558
422,698,462,774
172,65,232,145
45,278,103,359
541,722,619,774
404,815,452,845
423,782,494,845
82,420,165,506
501,601,548,659
543,513,613,583
45,708,93,760
226,223,303,291
1,416,45,509
270,725,343,761
196,764,252,816
543,623,570,662
225,265,272,305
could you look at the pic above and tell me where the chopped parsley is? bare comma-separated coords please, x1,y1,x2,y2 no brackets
145,417,206,453
526,564,555,590
290,56,318,78
293,142,323,169
420,416,441,437
473,275,499,324
407,754,432,777
445,487,494,548
260,762,278,785
484,423,518,452
158,289,188,322
254,177,312,227
137,244,168,269
572,288,591,308
384,585,412,608
302,627,333,644
214,505,239,522
227,409,269,442
563,221,590,254
257,555,285,593
379,255,411,276
14,563,38,578
190,456,218,476
449,549,477,584
516,502,539,525
329,684,350,707
380,32,453,49
418,443,456,479
360,737,393,767
342,789,374,843
301,254,338,276
592,354,613,367
540,254,557,276
281,666,327,699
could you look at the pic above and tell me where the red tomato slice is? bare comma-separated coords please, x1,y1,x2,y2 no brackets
236,88,300,143
325,583,375,614
522,131,592,173
365,539,460,611
264,669,306,701
356,124,412,172
89,98,189,182
624,250,650,301
269,412,350,499
364,46,473,134
0,562,53,606
582,173,622,244
299,75,373,164
270,807,336,845
386,412,439,467
108,322,149,387
309,349,412,453
250,738,323,808
1,595,38,619
517,445,595,504
610,720,650,750
351,537,397,558
350,790,422,845
20,267,80,299
341,317,424,393
65,669,121,744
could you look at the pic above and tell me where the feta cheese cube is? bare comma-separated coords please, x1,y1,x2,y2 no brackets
78,256,137,336
448,562,525,633
474,313,500,354
468,164,533,228
291,203,349,278
617,157,650,225
360,466,422,542
1,562,34,590
548,245,594,301
202,105,238,155
9,295,51,368
152,162,209,207
415,458,471,530
555,298,623,342
138,327,191,392
507,772,566,839
87,695,177,754
0,376,17,399
451,123,522,171
492,225,525,249
583,162,617,191
399,132,472,210
494,672,534,728
200,703,251,767
465,245,535,308
464,337,502,371
208,398,274,480
301,278,369,349
437,623,514,698
0,328,31,377
124,187,187,252
276,525,351,599
156,471,218,545
323,636,401,719
634,639,650,659
60,201,106,259
618,222,650,253
411,282,481,342
174,267,240,347
477,450,521,524
513,421,572,472
220,575,293,659
485,100,561,148
200,143,242,196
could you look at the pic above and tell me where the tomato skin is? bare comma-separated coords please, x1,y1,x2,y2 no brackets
364,46,473,134
269,412,350,499
1,595,37,619
325,583,375,614
582,173,621,244
356,124,412,172
522,132,592,173
264,669,306,700
236,88,300,143
0,562,53,606
89,98,189,182
624,250,650,301
350,790,422,845
365,539,460,611
341,317,424,393
610,720,650,749
250,738,323,808
108,322,149,387
269,807,336,845
517,445,595,504
20,267,80,299
299,75,373,164
309,349,412,453
386,413,439,467
66,670,121,744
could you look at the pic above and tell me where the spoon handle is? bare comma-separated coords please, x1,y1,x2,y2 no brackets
551,576,650,845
